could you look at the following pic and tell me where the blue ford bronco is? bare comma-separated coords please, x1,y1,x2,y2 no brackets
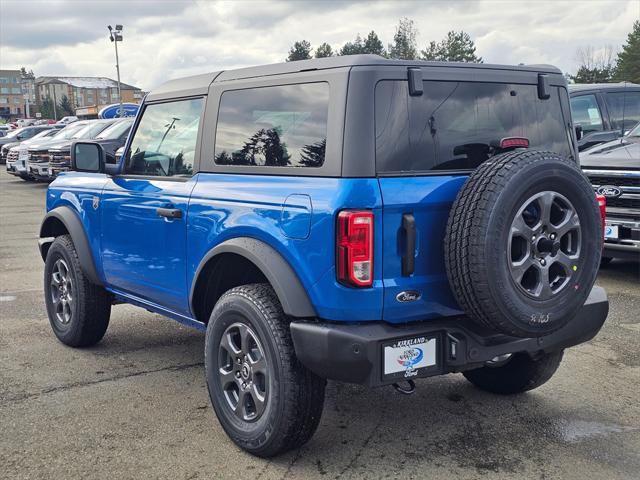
39,55,609,457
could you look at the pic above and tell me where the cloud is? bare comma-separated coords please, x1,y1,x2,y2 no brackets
1,0,636,91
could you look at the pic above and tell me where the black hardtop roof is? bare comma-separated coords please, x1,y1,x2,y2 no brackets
147,55,564,101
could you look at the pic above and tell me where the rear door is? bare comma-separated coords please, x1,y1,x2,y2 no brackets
100,97,204,315
375,76,574,323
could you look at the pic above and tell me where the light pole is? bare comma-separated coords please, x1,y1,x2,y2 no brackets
108,24,124,117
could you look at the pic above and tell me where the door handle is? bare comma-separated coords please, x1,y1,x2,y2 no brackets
156,207,182,219
402,213,416,276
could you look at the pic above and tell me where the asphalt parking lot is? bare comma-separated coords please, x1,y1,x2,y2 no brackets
0,169,639,480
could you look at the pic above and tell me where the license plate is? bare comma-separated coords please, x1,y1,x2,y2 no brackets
604,225,619,239
383,335,438,380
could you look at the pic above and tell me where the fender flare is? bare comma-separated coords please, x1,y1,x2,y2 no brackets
190,237,316,318
39,206,102,285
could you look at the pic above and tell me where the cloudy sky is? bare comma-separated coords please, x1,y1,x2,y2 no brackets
1,0,637,91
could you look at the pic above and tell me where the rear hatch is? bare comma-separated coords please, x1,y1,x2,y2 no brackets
375,72,575,323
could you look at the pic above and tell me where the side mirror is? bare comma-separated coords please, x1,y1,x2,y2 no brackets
71,141,105,173
574,124,583,141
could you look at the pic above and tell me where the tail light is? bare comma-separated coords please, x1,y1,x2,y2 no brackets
499,137,529,149
596,194,606,239
337,210,373,287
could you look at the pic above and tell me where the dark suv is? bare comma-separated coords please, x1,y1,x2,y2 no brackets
569,82,640,150
39,56,608,457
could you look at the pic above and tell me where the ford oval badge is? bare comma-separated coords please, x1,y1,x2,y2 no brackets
396,290,422,303
596,185,622,198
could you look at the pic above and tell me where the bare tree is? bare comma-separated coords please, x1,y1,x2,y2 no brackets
572,45,617,83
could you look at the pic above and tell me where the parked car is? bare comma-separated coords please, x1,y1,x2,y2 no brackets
0,124,11,137
5,129,61,176
40,56,608,457
43,119,119,180
13,122,90,180
55,116,78,126
580,122,640,262
17,118,38,128
569,82,640,151
91,118,134,163
0,125,56,162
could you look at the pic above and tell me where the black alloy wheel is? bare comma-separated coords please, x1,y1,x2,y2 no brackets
218,322,269,422
509,191,582,300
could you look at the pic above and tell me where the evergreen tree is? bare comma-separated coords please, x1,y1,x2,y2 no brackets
218,128,291,166
614,20,640,83
571,65,615,84
315,43,334,58
299,138,326,167
388,17,418,60
286,40,312,62
421,31,482,62
39,98,55,119
339,34,365,56
363,31,386,56
58,95,75,116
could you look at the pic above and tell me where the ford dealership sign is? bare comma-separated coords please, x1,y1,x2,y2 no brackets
98,103,140,119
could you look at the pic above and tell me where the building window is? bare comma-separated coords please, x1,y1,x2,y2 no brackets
0,87,9,94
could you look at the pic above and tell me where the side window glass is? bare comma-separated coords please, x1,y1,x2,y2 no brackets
606,91,640,131
125,98,203,177
214,83,329,168
570,94,603,134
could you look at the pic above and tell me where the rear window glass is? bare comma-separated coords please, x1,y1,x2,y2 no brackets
214,83,329,168
375,80,572,173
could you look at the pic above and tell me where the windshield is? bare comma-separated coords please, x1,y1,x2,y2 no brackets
32,129,55,140
5,128,26,139
53,123,87,140
628,123,640,137
71,122,112,139
96,120,133,140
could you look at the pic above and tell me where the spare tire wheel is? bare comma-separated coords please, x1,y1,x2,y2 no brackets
445,150,602,338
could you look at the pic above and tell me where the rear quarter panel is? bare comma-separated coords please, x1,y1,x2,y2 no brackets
187,174,385,321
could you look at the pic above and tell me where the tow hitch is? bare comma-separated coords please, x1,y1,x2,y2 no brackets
392,379,416,395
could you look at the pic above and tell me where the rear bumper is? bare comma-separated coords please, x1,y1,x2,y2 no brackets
290,286,608,387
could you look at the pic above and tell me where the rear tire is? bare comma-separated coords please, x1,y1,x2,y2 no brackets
600,257,613,266
205,283,326,457
44,235,111,347
463,350,564,394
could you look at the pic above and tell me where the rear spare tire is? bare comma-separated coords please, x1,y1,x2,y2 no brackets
445,150,602,337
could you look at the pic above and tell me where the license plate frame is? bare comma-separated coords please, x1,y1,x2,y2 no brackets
381,334,439,382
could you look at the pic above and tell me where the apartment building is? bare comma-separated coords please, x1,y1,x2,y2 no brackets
0,69,26,120
36,76,143,114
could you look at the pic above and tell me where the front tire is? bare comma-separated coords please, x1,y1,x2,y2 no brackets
463,350,564,394
205,284,326,457
44,235,111,347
